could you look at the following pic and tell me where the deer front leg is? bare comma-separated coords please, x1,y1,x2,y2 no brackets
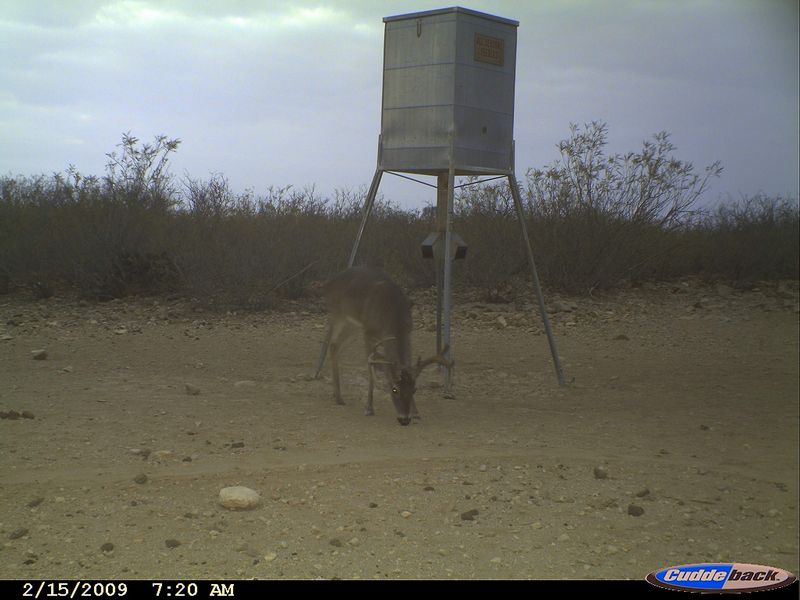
330,340,346,405
365,364,376,416
328,319,353,406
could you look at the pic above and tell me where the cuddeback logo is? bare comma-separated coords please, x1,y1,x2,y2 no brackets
646,563,797,593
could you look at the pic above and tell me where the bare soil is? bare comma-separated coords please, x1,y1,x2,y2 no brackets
1,280,798,580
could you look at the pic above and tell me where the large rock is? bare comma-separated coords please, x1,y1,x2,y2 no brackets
218,486,261,510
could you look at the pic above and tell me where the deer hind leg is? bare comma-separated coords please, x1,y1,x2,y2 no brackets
329,318,355,406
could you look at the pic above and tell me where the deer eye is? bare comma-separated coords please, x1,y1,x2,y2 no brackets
391,387,398,394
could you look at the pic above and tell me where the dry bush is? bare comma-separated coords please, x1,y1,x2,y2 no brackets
523,121,723,292
1,127,796,308
686,195,799,283
451,179,526,301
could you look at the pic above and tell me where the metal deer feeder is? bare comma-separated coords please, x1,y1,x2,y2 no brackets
316,6,565,390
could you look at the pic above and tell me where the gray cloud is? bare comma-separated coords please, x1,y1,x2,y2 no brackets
0,0,797,206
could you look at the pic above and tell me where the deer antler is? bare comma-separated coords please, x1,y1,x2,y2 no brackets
368,354,394,366
414,344,453,378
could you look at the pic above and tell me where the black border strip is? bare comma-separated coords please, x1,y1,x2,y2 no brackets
2,579,799,599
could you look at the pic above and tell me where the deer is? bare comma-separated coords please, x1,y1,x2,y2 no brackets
321,266,452,426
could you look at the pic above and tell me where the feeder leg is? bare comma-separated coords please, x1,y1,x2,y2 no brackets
435,173,448,358
347,169,383,267
442,166,456,392
508,174,567,387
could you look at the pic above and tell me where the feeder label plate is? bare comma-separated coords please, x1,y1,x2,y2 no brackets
474,33,504,66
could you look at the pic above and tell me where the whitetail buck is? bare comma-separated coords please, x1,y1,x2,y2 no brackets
322,267,452,426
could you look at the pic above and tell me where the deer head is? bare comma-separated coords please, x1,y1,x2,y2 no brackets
369,340,452,426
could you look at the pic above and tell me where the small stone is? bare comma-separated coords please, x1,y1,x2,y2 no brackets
400,510,412,518
237,544,259,557
31,349,47,360
715,284,733,297
628,504,645,517
185,384,201,396
635,488,650,498
133,473,148,484
234,380,258,388
21,411,34,419
219,486,261,510
552,301,572,313
101,542,114,553
165,538,181,548
593,466,608,480
9,527,29,540
495,316,508,329
368,502,378,508
329,538,343,547
460,509,479,521
27,497,45,508
557,533,570,542
264,551,278,562
151,450,174,461
613,334,629,341
348,537,360,546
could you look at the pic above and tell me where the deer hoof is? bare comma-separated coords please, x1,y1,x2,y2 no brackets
334,397,346,406
364,408,375,416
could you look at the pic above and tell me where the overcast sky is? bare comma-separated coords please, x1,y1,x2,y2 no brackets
1,0,798,208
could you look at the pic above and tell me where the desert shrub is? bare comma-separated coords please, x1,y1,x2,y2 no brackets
451,178,526,300
689,195,799,282
522,121,723,292
0,134,181,298
1,126,796,307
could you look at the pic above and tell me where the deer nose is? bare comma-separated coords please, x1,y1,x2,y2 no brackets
397,417,411,426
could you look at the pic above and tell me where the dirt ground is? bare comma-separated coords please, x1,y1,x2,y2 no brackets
1,279,798,580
